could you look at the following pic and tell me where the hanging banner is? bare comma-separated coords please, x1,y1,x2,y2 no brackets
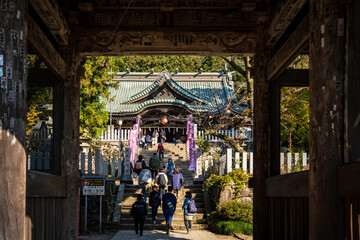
186,115,192,153
129,124,139,164
189,138,196,171
136,114,141,126
186,114,192,134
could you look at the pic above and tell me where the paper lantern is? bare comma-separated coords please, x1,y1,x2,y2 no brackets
161,116,168,125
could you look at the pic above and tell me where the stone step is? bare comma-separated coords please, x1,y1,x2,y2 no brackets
122,196,204,204
120,217,207,225
121,202,205,209
121,207,206,213
113,223,208,231
123,192,204,198
120,211,207,218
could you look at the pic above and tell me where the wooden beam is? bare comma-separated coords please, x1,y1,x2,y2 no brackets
267,0,307,45
26,171,66,197
253,24,270,240
338,163,360,197
266,15,309,81
29,0,69,45
277,69,309,86
266,172,309,197
74,29,257,56
27,16,67,80
309,0,345,239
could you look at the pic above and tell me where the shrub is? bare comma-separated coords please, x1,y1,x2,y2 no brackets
205,169,251,197
208,212,253,235
217,200,253,223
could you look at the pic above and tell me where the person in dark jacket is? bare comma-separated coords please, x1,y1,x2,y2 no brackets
130,194,147,236
162,186,177,234
149,185,161,224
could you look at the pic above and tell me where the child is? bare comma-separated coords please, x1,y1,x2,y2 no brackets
182,191,196,234
149,185,161,224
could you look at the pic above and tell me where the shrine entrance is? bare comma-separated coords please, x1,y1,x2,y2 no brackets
1,1,360,240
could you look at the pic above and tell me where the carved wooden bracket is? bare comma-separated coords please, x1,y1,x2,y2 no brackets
29,0,69,45
75,30,256,56
267,0,307,45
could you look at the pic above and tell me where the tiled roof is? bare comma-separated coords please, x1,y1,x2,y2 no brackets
104,71,239,115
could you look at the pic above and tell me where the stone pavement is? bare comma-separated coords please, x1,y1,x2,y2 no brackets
111,230,219,240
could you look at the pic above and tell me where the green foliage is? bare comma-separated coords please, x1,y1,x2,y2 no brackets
196,134,210,154
208,212,253,235
110,55,225,73
80,57,117,139
26,87,53,148
288,55,310,69
205,169,251,197
280,87,309,152
216,200,253,223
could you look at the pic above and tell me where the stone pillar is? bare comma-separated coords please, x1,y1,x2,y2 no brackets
309,0,345,238
0,1,27,239
226,148,232,174
253,24,270,240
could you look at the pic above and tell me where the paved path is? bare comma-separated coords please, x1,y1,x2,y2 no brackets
111,230,219,240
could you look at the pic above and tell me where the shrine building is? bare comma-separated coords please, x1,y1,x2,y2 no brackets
104,70,246,142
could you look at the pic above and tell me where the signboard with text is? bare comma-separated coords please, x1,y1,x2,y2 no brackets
83,178,105,195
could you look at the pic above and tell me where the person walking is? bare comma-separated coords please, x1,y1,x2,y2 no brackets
162,186,177,234
165,158,175,186
138,167,152,203
149,185,161,224
130,194,147,236
160,130,166,144
141,135,146,149
182,191,197,234
152,130,159,146
146,134,152,149
172,167,183,202
134,155,147,176
157,143,164,161
155,169,168,199
149,153,160,181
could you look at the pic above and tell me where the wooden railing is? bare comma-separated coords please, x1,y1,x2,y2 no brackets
99,126,253,143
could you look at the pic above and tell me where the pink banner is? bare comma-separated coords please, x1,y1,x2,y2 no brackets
129,129,137,165
186,115,192,153
136,114,141,126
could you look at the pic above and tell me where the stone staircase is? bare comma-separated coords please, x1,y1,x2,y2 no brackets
116,143,208,230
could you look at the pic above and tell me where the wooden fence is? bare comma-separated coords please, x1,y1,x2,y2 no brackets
27,151,51,171
79,149,121,178
99,126,252,143
202,149,309,178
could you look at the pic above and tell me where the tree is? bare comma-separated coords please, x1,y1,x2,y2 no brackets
80,56,117,139
195,57,253,153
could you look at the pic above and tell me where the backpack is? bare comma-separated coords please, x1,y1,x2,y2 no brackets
149,156,158,168
132,201,146,216
136,161,142,170
157,174,166,187
167,161,174,171
163,194,174,209
187,199,197,214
